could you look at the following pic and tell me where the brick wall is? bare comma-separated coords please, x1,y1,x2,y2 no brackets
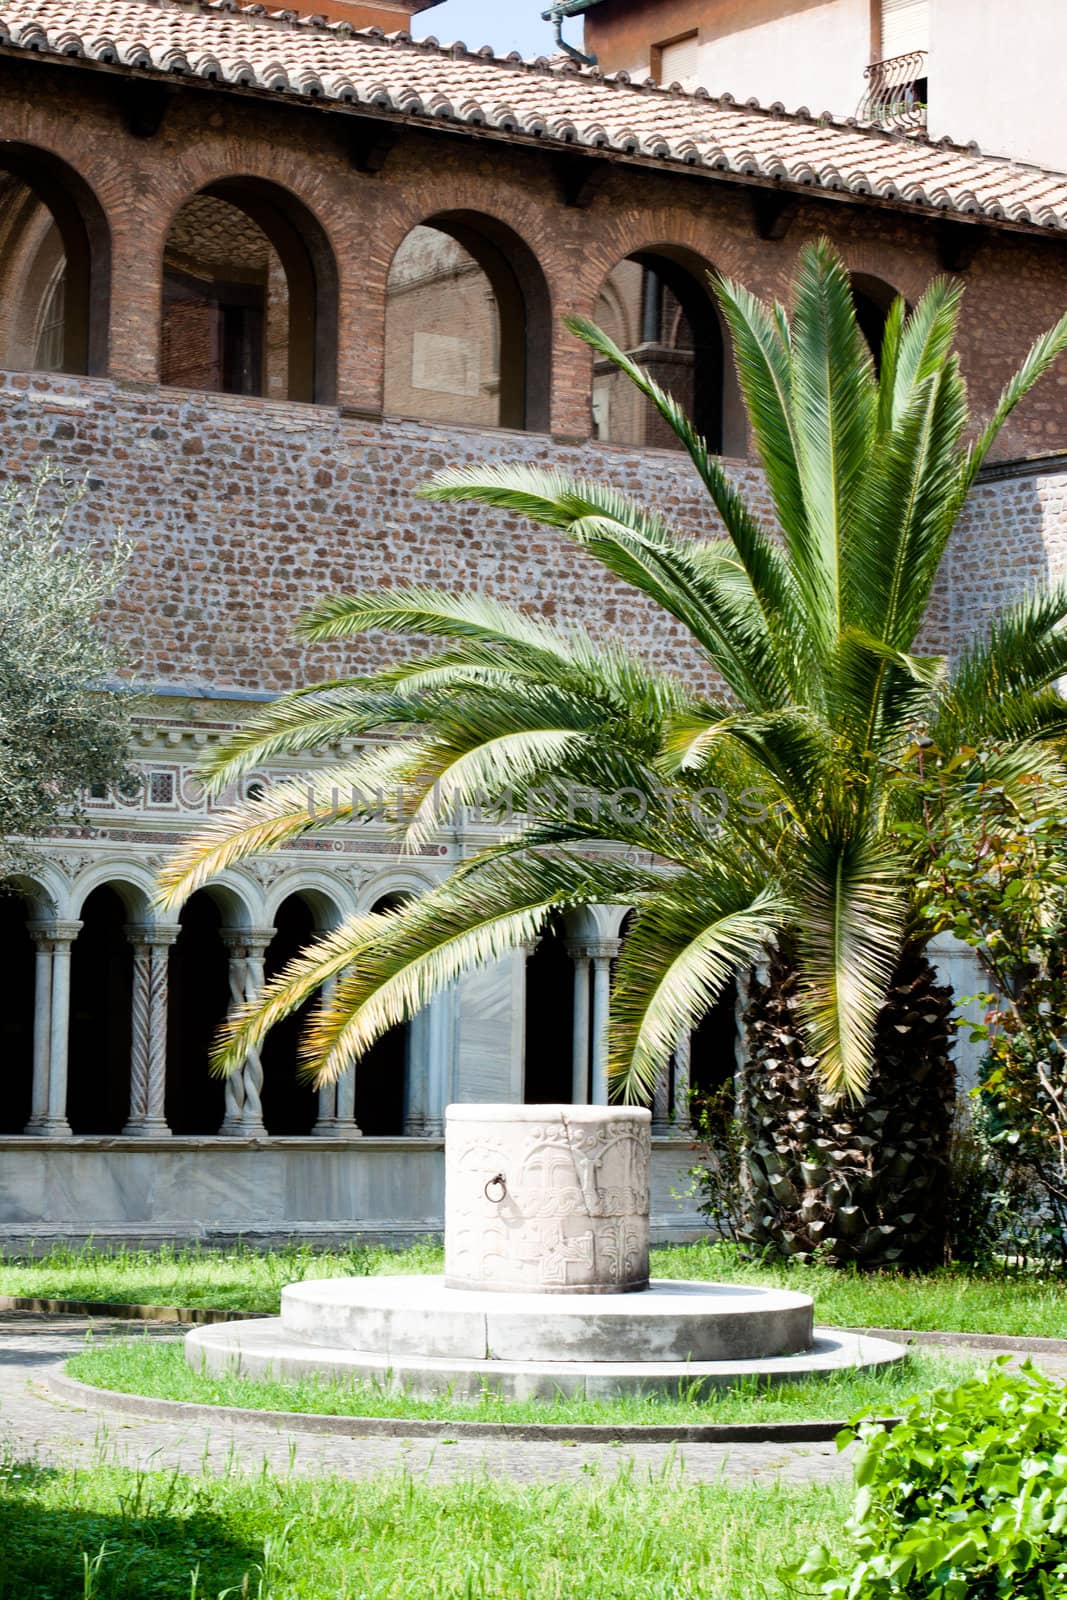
2,59,1067,458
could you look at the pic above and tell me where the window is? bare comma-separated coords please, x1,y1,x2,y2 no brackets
385,215,551,433
33,263,66,372
161,195,276,398
655,31,699,88
593,251,727,454
159,182,337,404
880,0,929,59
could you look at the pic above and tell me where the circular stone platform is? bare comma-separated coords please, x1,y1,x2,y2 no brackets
186,1276,906,1399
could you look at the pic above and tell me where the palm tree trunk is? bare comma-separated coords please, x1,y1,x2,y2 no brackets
737,939,956,1269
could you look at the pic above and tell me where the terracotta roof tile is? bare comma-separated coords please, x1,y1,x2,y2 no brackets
2,0,1067,233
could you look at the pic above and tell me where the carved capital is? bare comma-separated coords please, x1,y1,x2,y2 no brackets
27,920,82,949
125,923,180,950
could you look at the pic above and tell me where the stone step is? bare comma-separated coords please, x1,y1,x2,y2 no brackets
187,1314,905,1401
279,1276,816,1363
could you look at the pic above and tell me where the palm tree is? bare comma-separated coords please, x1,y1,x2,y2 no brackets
161,240,1067,1266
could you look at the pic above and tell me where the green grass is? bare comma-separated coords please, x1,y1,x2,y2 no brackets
0,1450,849,1599
3,1238,1067,1337
68,1336,979,1428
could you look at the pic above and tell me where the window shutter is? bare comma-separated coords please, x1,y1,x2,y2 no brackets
880,0,929,59
658,32,699,88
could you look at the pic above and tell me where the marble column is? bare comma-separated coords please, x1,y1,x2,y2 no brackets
310,979,343,1132
566,947,591,1105
423,990,453,1138
652,1058,672,1135
123,925,178,1136
404,1006,430,1136
23,921,81,1136
219,929,272,1136
589,938,621,1106
672,1029,693,1135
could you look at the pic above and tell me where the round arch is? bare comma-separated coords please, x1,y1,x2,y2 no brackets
160,175,339,404
70,861,157,924
384,210,552,433
591,243,739,456
850,272,902,367
0,143,111,375
356,867,438,914
263,872,347,932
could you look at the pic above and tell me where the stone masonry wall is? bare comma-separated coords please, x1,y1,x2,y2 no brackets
2,367,1064,696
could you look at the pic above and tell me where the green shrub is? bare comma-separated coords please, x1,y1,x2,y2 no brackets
792,1361,1067,1598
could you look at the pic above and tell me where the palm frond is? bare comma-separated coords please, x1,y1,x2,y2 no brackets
157,742,428,908
787,239,877,654
563,315,805,658
954,307,1067,506
792,835,908,1098
297,851,654,1082
609,878,784,1102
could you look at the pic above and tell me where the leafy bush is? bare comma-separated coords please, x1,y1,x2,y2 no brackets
793,1361,1067,1598
944,1101,1008,1267
917,764,1067,1269
685,1083,746,1244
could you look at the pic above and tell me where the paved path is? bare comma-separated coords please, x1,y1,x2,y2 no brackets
4,1313,1065,1489
0,1312,852,1487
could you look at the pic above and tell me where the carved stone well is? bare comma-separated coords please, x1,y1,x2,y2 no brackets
444,1104,650,1295
187,1103,906,1398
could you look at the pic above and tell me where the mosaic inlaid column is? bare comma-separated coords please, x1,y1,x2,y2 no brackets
124,925,178,1137
652,1057,672,1135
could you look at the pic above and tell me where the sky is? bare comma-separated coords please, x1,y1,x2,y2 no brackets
414,1,560,58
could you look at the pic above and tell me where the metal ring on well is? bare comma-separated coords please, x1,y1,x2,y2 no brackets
484,1173,507,1203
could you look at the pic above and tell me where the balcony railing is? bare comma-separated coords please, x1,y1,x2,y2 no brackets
858,51,928,133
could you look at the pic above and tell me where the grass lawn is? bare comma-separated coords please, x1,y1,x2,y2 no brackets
68,1337,978,1427
0,1453,848,1599
3,1239,1067,1337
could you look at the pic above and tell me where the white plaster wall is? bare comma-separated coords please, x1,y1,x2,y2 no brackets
929,933,989,1096
698,0,871,111
613,0,874,117
928,0,1067,168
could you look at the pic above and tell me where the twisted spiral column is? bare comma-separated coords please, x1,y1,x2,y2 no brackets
219,933,250,1134
124,926,177,1137
239,932,273,1137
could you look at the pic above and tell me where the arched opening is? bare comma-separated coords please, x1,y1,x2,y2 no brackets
68,887,133,1134
524,915,576,1104
688,978,740,1133
0,146,110,375
166,890,230,1135
851,273,899,370
355,894,412,1136
593,249,729,454
384,214,551,432
260,893,321,1136
0,891,36,1132
160,179,337,403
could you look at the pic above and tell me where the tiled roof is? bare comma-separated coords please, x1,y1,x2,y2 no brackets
3,0,1067,234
